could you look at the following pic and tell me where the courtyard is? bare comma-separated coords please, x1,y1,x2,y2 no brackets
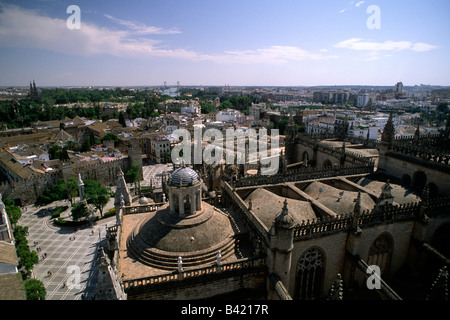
18,201,115,300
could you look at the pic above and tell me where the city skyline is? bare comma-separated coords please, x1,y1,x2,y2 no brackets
0,0,448,87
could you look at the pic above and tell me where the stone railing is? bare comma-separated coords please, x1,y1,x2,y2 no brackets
293,215,354,240
122,257,266,290
390,143,450,166
425,196,450,216
292,199,450,240
357,203,419,226
297,133,375,165
235,164,374,188
123,202,165,215
221,180,270,246
393,132,443,147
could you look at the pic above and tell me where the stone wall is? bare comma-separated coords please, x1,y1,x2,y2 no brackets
0,157,130,205
126,269,266,300
72,157,130,186
0,171,61,205
378,152,450,195
289,231,348,298
351,221,414,285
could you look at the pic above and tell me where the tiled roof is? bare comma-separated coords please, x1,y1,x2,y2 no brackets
170,167,200,187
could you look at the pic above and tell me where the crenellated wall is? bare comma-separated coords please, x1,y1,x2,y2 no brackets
0,157,131,205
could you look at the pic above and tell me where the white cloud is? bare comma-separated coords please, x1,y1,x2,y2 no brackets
339,1,365,13
104,14,181,35
0,4,337,65
412,42,439,52
217,46,338,64
334,38,438,52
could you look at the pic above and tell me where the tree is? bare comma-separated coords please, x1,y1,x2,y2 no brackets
71,202,89,221
126,164,142,194
13,226,38,277
102,133,118,143
201,102,215,114
438,102,448,113
48,145,62,160
59,147,70,161
276,120,289,135
24,279,46,300
5,202,21,225
65,140,81,152
84,180,111,217
81,138,92,152
65,177,78,205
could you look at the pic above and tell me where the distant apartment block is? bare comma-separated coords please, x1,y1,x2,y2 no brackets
249,102,268,121
356,93,370,108
313,91,349,104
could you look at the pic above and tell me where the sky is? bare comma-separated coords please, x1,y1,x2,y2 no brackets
0,0,448,87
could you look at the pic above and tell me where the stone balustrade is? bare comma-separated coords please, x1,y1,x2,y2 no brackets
122,257,265,290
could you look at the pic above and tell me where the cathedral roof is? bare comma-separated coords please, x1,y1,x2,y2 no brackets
126,202,235,270
245,188,317,229
303,181,376,215
356,177,421,205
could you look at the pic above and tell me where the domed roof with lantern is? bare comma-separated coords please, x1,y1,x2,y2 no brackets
169,164,200,187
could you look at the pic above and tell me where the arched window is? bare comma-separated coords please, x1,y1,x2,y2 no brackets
173,194,179,213
413,171,427,191
294,247,325,300
302,151,309,162
367,233,393,276
183,194,192,215
323,159,332,168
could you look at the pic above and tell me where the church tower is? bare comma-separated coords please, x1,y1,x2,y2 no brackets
284,115,298,165
114,168,132,225
378,113,395,175
268,200,295,299
127,139,143,175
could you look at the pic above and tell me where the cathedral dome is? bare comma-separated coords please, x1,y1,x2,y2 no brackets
126,202,235,270
170,167,200,187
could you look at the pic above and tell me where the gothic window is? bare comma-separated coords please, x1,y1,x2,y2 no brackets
294,247,325,300
302,151,309,162
413,171,427,190
323,159,332,168
367,233,392,276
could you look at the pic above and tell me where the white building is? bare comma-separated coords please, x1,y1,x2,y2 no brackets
348,125,378,140
181,104,200,115
0,196,13,243
216,109,242,123
356,93,370,108
249,103,268,121
395,82,404,94
151,136,171,163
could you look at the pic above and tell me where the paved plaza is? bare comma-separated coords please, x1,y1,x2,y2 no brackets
15,163,172,300
141,162,173,188
18,201,115,300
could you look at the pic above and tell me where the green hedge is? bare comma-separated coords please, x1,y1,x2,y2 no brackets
51,206,69,219
53,218,88,227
